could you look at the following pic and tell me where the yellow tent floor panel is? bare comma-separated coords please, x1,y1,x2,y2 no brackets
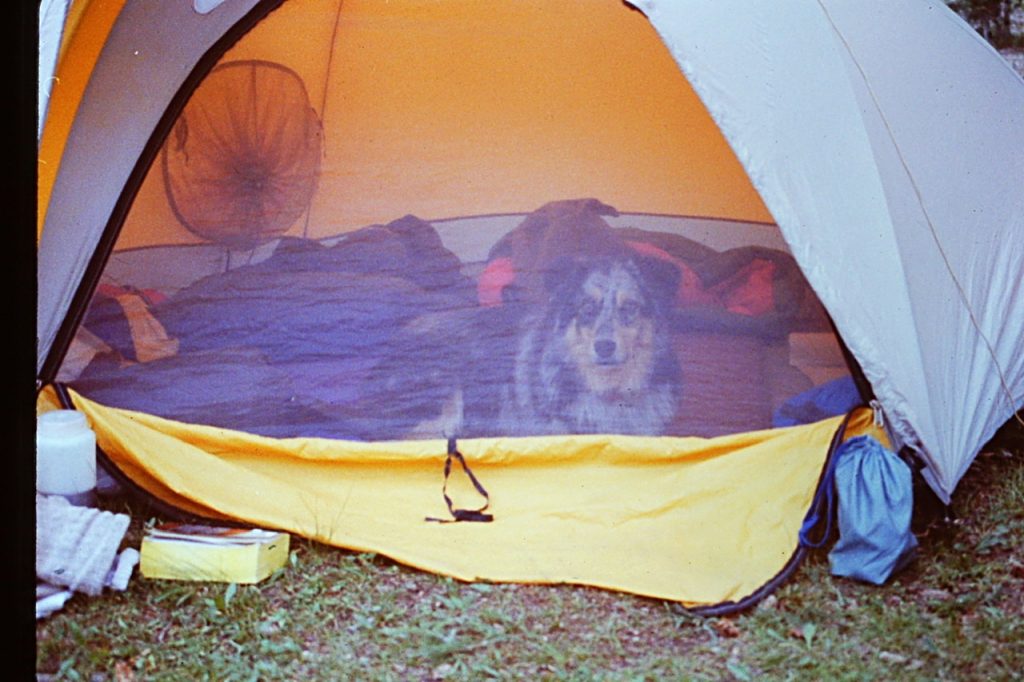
41,388,883,607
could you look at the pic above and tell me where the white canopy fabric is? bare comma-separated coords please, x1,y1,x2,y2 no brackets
634,0,1024,501
38,0,72,141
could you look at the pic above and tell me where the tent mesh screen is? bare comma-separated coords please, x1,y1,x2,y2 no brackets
59,8,855,441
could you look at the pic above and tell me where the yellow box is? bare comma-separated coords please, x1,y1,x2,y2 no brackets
140,524,289,584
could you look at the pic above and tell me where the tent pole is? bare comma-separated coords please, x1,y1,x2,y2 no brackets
302,0,343,239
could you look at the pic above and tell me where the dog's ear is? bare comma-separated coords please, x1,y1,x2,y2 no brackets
632,254,681,307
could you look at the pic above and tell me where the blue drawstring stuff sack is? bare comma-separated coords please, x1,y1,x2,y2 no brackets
800,429,918,585
829,435,918,583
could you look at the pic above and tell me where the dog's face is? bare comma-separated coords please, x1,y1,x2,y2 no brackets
505,252,681,435
548,256,677,398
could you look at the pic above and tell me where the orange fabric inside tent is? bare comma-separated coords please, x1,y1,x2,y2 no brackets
116,0,771,249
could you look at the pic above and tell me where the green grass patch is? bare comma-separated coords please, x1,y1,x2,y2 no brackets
37,429,1023,681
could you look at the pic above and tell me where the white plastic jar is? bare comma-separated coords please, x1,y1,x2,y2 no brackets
36,410,97,506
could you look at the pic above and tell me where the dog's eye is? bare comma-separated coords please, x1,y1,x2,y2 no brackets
578,299,600,324
619,300,641,325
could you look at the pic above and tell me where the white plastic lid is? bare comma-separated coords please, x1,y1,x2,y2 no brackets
37,410,91,436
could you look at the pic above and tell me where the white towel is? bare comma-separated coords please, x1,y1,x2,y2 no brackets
36,495,131,596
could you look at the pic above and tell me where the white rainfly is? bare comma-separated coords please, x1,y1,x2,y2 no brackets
633,0,1024,501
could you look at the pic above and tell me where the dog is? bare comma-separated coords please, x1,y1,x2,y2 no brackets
499,253,682,436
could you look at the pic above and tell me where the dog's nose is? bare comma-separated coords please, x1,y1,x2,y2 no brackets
594,339,617,360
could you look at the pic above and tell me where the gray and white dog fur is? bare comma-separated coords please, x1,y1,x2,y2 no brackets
499,253,681,436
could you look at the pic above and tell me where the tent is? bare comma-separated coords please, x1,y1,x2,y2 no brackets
36,0,1023,610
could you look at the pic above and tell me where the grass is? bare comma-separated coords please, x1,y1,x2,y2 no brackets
36,423,1023,681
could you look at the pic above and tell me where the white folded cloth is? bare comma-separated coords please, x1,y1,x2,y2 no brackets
36,494,132,597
